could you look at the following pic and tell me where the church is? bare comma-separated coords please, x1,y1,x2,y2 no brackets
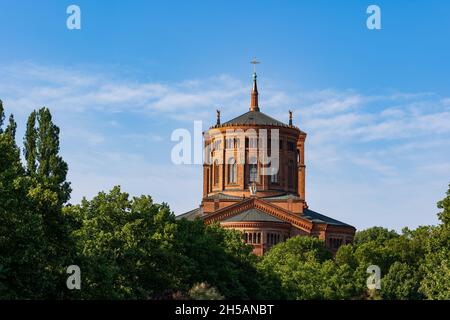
177,65,355,255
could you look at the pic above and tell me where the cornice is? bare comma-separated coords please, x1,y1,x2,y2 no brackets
221,221,291,229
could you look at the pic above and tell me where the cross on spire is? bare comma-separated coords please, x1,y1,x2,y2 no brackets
250,57,260,74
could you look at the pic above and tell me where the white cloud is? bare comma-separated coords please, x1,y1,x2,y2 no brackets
0,63,247,121
351,157,396,176
66,150,202,214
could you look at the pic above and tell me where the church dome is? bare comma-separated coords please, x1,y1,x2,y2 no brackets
178,61,355,256
202,69,307,201
221,110,288,127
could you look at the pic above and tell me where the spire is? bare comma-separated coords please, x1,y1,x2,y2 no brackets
250,58,260,112
250,73,259,112
216,109,221,125
289,110,293,127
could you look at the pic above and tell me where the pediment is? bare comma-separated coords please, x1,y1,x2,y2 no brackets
222,208,286,223
204,197,313,232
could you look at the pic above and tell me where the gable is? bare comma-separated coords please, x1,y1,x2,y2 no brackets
204,197,313,233
223,208,286,223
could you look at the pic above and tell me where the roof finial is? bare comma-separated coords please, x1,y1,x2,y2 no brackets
250,58,260,112
289,110,293,127
251,57,260,74
216,109,221,125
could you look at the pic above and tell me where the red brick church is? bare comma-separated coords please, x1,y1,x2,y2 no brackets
178,66,355,255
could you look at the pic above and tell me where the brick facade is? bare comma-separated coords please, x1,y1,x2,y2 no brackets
178,72,355,255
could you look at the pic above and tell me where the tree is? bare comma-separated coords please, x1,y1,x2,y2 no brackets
419,184,450,299
173,219,273,299
0,104,47,299
334,224,436,300
419,245,450,300
34,107,71,204
0,101,18,141
257,236,358,300
382,262,422,300
188,282,224,300
261,235,332,265
24,110,37,175
0,99,4,133
437,183,450,225
13,107,75,298
4,114,17,141
65,186,179,299
354,227,399,245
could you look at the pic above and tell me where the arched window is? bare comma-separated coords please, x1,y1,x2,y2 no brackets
213,160,219,185
228,158,237,184
287,141,295,151
249,233,253,244
213,139,221,150
226,138,233,149
250,164,257,182
249,158,258,183
235,138,240,149
270,167,278,183
288,160,294,188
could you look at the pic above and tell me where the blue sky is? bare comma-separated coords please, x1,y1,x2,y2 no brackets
1,0,450,231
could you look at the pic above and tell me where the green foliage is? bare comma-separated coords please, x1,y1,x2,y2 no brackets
4,114,17,140
334,220,449,300
419,246,450,300
64,187,269,299
0,99,4,133
262,235,332,264
0,102,18,142
437,183,450,225
259,215,448,300
188,282,224,300
0,105,74,299
24,110,37,175
258,236,356,299
65,186,178,299
418,221,450,298
173,220,277,299
381,262,421,300
0,105,48,299
334,228,427,300
354,226,399,245
417,184,450,300
34,107,71,204
25,107,74,298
